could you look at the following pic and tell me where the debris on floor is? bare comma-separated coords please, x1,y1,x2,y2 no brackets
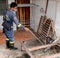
0,16,60,58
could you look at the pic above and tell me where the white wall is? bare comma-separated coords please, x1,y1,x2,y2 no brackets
55,0,60,37
46,0,57,20
30,0,58,32
30,0,46,32
30,0,60,37
0,16,3,30
30,0,35,29
8,0,15,4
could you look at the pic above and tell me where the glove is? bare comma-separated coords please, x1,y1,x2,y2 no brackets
18,24,24,30
20,25,24,30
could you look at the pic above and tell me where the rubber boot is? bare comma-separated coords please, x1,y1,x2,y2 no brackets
3,28,5,33
10,43,18,50
6,40,10,49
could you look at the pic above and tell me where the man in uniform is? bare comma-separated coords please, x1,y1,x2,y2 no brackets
3,2,29,50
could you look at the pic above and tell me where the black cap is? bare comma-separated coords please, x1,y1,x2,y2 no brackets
10,2,17,8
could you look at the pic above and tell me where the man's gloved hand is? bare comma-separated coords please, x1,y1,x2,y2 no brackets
17,23,29,31
18,24,24,30
20,25,24,30
24,27,29,31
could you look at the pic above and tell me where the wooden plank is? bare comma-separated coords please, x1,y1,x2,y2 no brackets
37,16,47,33
28,43,56,51
22,42,35,58
29,30,43,45
19,16,57,57
28,36,60,51
37,18,53,44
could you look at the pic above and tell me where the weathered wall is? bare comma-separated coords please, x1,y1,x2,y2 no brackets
30,0,46,32
55,0,60,37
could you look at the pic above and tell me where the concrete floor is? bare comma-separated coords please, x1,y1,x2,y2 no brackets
0,30,60,58
0,39,59,58
0,42,23,58
0,30,34,58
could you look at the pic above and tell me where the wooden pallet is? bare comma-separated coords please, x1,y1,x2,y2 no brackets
21,16,60,58
37,16,47,33
37,16,54,44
